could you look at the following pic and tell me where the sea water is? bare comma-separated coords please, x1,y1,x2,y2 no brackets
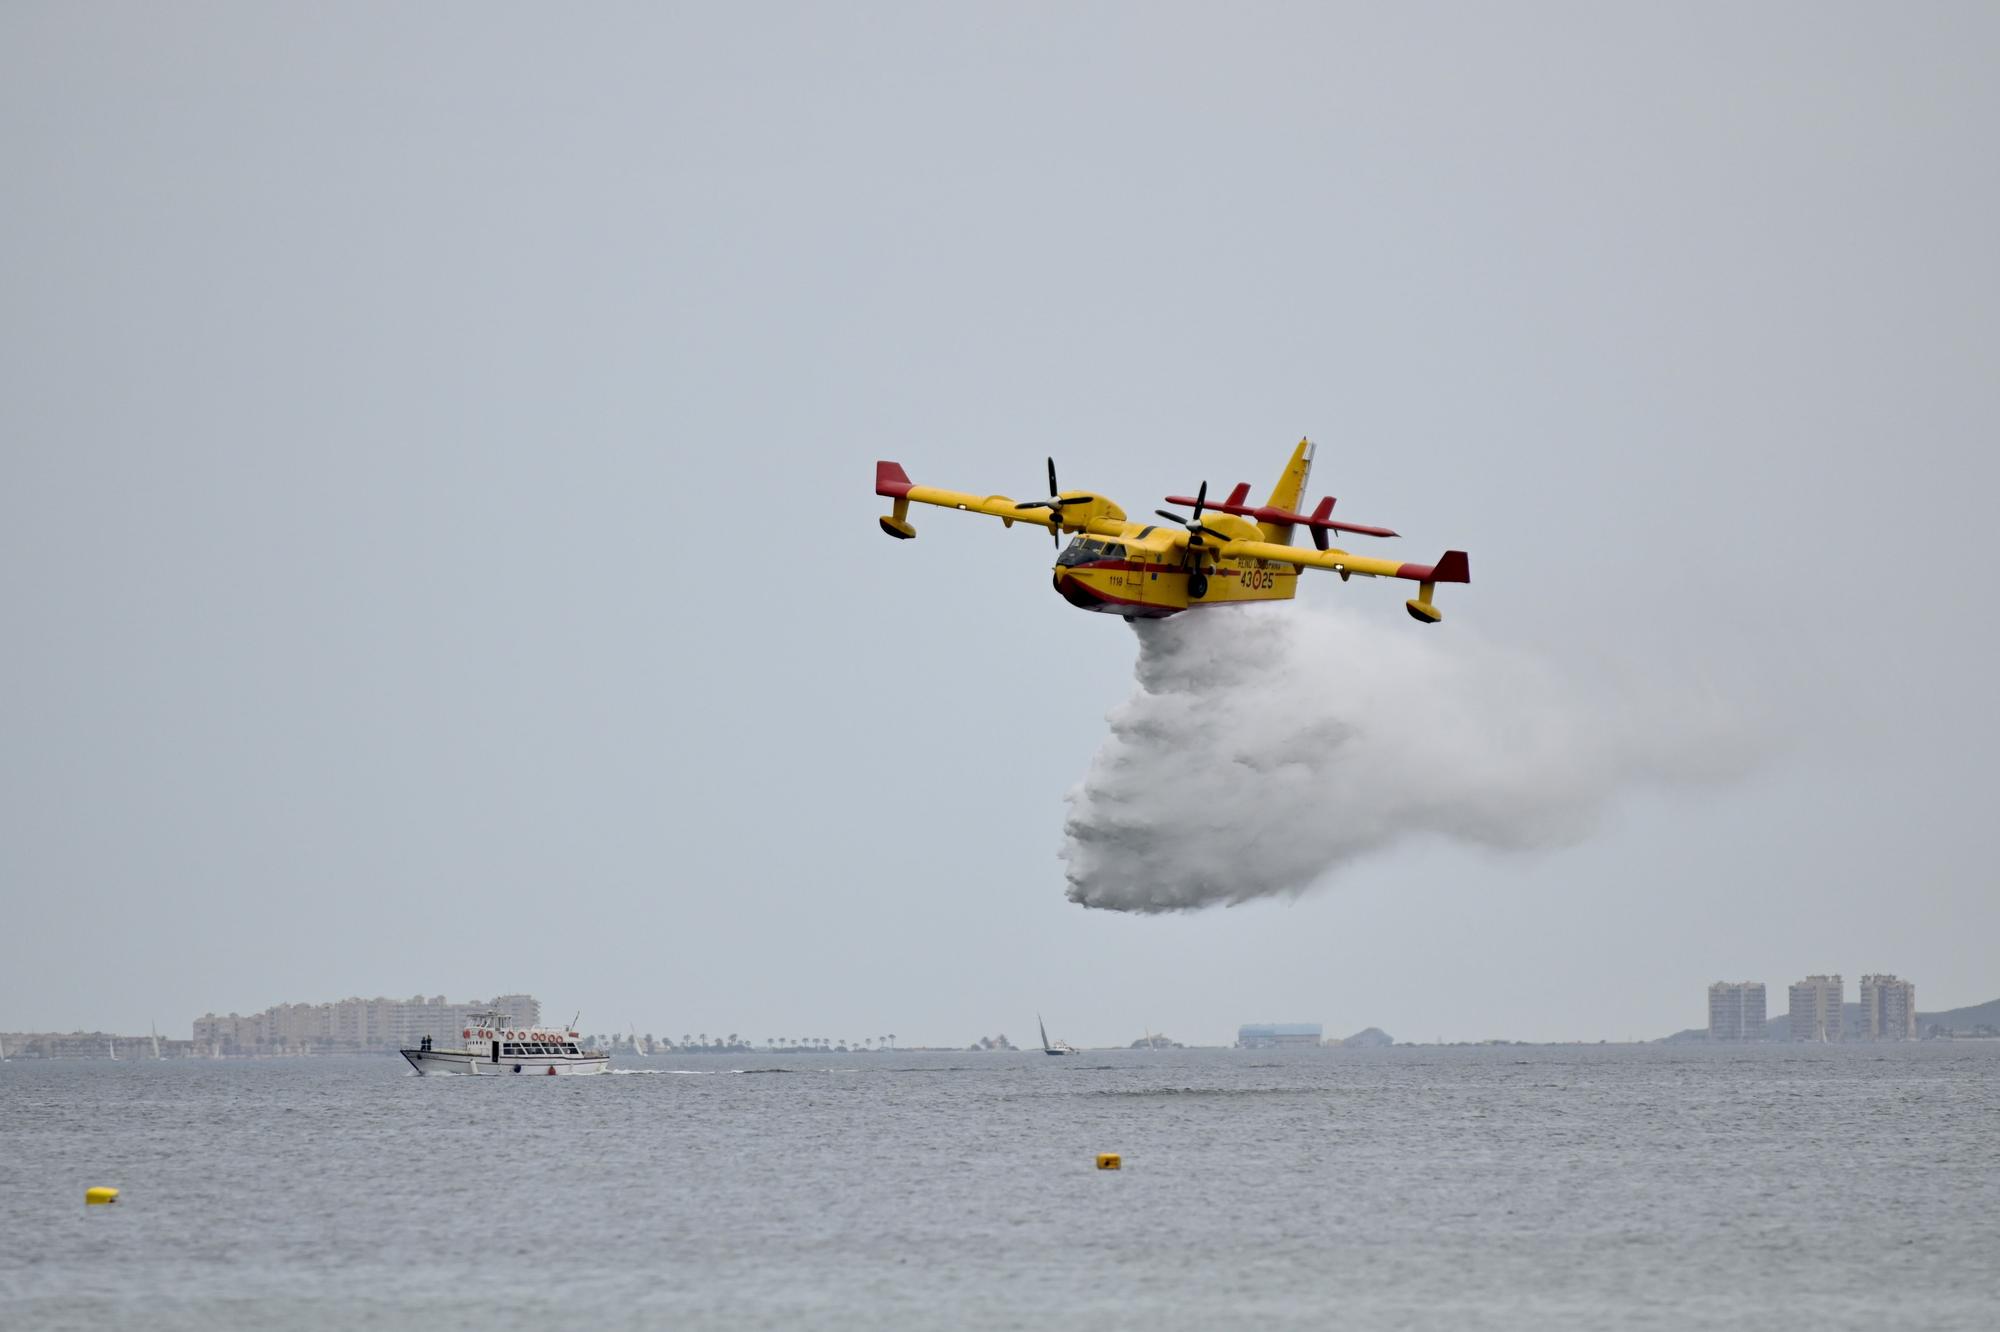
2,1043,1995,1330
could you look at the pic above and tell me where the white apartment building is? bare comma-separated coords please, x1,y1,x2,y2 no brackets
1707,982,1767,1040
193,993,541,1052
1788,975,1845,1042
1858,974,1917,1040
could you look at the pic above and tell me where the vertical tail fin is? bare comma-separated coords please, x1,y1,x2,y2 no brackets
1258,438,1315,543
1266,438,1314,512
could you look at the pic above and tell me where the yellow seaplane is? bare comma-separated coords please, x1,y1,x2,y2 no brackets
874,439,1470,622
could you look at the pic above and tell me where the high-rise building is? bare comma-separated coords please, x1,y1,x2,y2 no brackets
1236,1023,1323,1049
1858,975,1917,1040
192,993,540,1053
491,993,542,1027
1707,982,1766,1040
1788,975,1844,1042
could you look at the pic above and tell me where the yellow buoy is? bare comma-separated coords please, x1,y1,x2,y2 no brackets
1095,1153,1121,1171
85,1187,119,1206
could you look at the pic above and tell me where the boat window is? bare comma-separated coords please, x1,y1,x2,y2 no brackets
565,1044,578,1053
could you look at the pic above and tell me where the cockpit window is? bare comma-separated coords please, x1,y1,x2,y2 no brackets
1057,538,1129,567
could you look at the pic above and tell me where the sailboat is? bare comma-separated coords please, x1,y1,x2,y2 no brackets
106,1036,117,1060
150,1024,163,1060
1038,1014,1079,1057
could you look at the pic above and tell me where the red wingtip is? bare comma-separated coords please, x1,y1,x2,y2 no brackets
875,460,913,498
1393,551,1470,584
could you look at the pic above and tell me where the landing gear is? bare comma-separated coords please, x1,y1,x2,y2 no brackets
1187,572,1209,600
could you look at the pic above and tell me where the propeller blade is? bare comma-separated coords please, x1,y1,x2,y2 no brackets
1014,499,1053,511
1046,457,1059,499
1053,495,1089,507
1155,509,1190,524
1191,481,1208,520
1194,524,1230,543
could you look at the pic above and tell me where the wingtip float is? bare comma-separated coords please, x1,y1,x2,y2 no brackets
874,438,1470,624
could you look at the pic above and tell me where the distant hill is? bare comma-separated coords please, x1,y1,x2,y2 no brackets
1661,996,2000,1041
1920,997,2000,1032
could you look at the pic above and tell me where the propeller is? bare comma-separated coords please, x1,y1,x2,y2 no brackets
1154,481,1230,546
1014,456,1087,547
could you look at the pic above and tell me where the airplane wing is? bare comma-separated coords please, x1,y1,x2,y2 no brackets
875,461,1073,539
1220,538,1470,623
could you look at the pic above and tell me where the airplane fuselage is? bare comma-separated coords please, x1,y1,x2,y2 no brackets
1049,533,1299,618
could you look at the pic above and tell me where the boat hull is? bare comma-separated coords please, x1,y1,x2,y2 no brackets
401,1049,609,1077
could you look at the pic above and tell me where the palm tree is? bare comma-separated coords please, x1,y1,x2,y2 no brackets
681,1033,691,1048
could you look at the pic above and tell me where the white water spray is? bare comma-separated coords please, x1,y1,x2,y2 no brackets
1061,605,1753,912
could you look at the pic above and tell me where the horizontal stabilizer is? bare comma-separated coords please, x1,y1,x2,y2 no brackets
1166,491,1399,542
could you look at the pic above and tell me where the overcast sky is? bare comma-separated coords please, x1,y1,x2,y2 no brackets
4,4,1995,1046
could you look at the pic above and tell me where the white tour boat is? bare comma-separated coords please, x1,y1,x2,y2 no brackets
401,1009,609,1076
1039,1014,1079,1056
